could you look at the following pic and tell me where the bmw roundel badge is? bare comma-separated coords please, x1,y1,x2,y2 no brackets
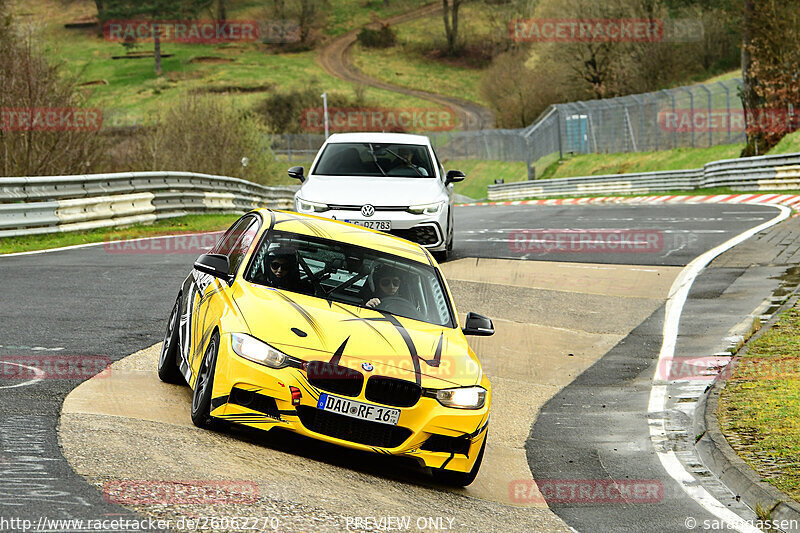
362,362,374,372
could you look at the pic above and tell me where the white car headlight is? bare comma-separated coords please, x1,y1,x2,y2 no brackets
231,333,290,369
407,201,444,215
296,198,329,213
434,386,487,409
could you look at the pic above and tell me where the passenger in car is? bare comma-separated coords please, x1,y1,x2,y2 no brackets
364,263,406,308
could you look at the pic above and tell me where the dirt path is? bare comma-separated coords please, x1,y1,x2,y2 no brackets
316,3,495,130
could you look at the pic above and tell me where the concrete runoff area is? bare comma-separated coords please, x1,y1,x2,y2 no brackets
59,258,680,531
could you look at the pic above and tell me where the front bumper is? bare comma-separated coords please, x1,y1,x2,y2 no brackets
209,334,490,474
301,207,448,251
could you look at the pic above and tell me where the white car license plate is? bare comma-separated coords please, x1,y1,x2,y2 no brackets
345,220,392,231
317,393,400,426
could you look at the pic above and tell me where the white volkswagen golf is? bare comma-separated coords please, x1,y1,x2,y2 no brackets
290,132,465,261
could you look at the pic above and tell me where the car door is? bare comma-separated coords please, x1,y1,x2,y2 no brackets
188,215,261,379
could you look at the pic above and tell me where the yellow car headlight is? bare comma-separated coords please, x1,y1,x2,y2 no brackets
231,333,293,369
433,386,486,409
407,201,444,215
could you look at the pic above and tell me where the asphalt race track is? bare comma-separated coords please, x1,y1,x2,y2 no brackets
0,202,790,532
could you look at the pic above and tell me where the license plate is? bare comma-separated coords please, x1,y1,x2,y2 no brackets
317,393,400,426
345,220,392,231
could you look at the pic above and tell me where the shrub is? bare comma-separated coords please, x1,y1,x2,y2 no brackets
122,96,280,185
357,23,397,48
0,1,106,176
255,87,363,134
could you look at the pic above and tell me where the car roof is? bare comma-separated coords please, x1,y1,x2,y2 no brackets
324,132,431,145
254,209,433,265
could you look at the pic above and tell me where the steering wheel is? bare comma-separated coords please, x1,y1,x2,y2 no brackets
378,296,420,318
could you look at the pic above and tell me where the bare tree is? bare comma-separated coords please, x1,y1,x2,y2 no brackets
442,0,465,55
0,2,105,176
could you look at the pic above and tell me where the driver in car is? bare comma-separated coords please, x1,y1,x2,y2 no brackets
265,244,312,293
393,147,428,176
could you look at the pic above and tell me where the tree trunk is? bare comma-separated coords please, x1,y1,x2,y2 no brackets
442,0,461,56
740,0,765,156
154,27,162,76
217,0,227,21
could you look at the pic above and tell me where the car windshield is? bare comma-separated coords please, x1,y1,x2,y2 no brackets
312,142,434,178
245,230,454,327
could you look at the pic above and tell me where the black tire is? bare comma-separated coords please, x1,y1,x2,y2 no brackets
191,333,220,429
432,249,448,263
432,433,486,487
157,298,185,384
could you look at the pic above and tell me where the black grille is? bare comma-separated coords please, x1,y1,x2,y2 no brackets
365,377,421,407
296,406,412,448
421,434,471,455
229,388,281,420
390,225,441,246
305,361,364,397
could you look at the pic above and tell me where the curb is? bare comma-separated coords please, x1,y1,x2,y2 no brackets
456,193,800,210
696,292,800,531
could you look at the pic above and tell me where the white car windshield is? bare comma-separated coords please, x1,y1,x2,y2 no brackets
312,142,434,178
245,230,455,327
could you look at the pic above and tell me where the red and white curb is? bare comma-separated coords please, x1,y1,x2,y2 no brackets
457,193,800,211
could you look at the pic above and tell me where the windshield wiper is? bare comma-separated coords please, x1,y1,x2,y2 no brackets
385,148,424,177
367,143,387,176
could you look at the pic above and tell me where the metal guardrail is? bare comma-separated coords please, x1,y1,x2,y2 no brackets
0,171,297,238
487,153,800,201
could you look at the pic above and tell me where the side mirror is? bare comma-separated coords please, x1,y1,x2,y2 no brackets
445,169,465,185
288,166,305,182
462,312,494,336
194,253,230,280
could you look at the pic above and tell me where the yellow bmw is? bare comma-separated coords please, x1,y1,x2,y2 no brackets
158,209,494,486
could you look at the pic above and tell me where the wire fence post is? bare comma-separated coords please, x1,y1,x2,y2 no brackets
699,84,712,147
718,81,732,144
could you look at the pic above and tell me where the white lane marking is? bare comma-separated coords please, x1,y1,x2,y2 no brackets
0,361,46,389
0,231,222,258
648,203,790,533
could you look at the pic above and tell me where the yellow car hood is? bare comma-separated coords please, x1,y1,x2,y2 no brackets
235,283,481,388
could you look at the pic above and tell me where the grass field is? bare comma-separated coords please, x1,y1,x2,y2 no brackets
770,130,800,155
349,3,495,107
0,214,240,255
15,0,444,128
540,144,746,180
718,302,800,501
447,155,560,200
